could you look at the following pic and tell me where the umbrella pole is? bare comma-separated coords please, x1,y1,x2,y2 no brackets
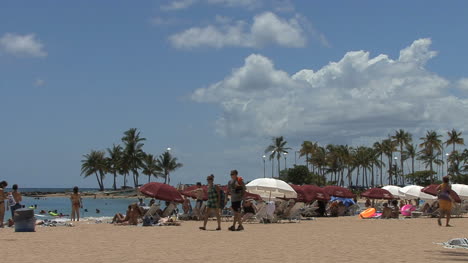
269,191,272,202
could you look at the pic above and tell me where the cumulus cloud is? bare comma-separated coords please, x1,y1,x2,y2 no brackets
0,33,47,57
457,78,468,92
169,12,309,49
192,38,468,143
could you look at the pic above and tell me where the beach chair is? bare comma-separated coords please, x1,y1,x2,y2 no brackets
452,203,463,218
282,202,305,222
162,203,177,218
221,208,233,221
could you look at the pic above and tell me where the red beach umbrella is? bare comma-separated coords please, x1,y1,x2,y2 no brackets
139,182,184,203
361,188,394,200
180,185,208,201
322,186,355,198
244,192,262,201
290,185,311,202
421,184,461,203
302,185,331,202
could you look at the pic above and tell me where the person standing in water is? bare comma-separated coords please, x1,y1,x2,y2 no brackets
0,181,8,228
199,175,221,231
436,176,453,227
227,170,246,231
70,186,82,221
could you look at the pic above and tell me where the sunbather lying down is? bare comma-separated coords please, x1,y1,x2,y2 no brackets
113,203,142,226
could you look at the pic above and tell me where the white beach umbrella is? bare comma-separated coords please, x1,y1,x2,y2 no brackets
246,178,297,201
399,185,436,201
451,184,468,200
382,185,402,199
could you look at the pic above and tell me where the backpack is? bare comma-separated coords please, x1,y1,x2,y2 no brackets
218,187,226,209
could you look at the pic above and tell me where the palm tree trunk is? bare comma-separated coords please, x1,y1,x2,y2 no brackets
98,171,105,191
400,145,404,186
95,172,103,191
123,173,127,188
380,154,383,185
148,175,151,183
411,157,415,183
355,167,360,186
113,172,117,190
277,157,281,178
371,166,374,187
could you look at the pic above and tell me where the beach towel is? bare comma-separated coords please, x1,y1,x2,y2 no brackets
436,238,468,249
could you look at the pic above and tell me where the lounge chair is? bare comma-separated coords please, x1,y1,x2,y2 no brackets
162,203,177,218
281,202,305,222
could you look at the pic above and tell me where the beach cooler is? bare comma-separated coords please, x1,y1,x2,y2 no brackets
14,208,36,232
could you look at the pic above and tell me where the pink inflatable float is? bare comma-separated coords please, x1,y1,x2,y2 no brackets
400,204,416,216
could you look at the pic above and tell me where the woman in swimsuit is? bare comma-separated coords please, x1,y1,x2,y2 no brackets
70,186,82,221
436,176,453,227
0,181,8,228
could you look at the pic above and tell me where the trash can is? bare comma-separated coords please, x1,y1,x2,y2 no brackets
14,208,36,232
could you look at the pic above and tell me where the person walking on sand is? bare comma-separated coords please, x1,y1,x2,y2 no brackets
191,182,204,220
70,186,82,221
9,184,22,221
0,181,8,228
199,175,221,231
227,170,246,231
436,176,453,227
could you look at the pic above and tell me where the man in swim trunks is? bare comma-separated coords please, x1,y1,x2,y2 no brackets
227,170,245,231
192,182,204,220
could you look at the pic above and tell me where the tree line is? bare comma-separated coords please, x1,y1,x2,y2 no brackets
266,129,468,187
81,128,183,191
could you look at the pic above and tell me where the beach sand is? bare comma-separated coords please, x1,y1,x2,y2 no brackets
2,217,468,263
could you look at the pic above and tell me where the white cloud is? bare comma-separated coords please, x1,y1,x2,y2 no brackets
169,12,308,49
0,33,47,57
457,78,468,91
161,0,198,11
34,79,45,87
149,16,180,26
192,38,468,143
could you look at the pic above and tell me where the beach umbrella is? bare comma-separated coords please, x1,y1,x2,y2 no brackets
322,186,355,198
301,185,330,202
398,185,436,201
139,182,184,203
452,184,468,200
421,184,462,203
361,188,394,200
289,185,310,202
382,185,402,199
246,178,297,200
244,192,262,201
180,185,208,201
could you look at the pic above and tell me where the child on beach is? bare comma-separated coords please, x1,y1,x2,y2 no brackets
70,186,82,221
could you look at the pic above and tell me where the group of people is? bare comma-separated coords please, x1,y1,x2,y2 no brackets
198,170,246,231
0,181,23,228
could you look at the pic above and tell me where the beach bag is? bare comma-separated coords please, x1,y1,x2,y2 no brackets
142,215,153,226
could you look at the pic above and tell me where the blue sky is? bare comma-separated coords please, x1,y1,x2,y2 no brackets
1,1,468,188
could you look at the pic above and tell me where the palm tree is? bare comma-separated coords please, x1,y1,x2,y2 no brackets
122,128,146,187
142,153,162,183
392,129,412,185
106,144,123,190
402,144,417,182
81,150,107,191
445,129,465,153
373,141,385,186
418,130,443,182
155,151,183,185
382,138,397,184
299,141,315,171
265,136,291,177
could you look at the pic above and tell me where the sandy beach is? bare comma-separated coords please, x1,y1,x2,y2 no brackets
2,217,468,263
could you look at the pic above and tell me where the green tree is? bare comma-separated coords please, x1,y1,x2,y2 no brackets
373,141,385,186
392,129,412,185
156,151,183,185
142,153,162,183
122,128,146,187
106,144,123,190
299,141,315,171
402,144,417,181
265,136,291,177
81,150,107,191
405,170,436,186
382,138,397,184
418,130,443,182
280,165,326,186
445,129,464,174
